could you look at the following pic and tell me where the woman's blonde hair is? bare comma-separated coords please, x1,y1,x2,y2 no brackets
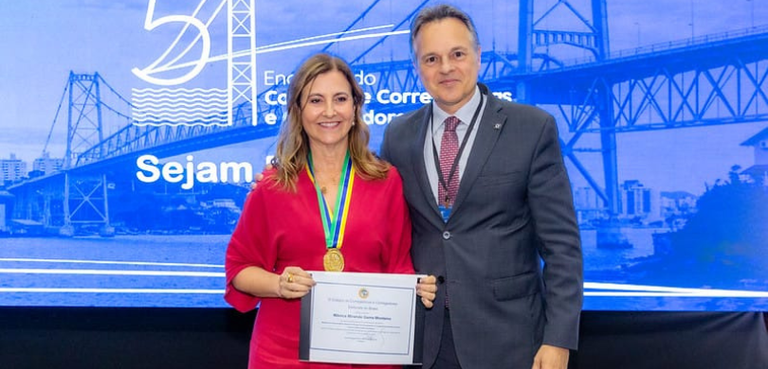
271,53,389,191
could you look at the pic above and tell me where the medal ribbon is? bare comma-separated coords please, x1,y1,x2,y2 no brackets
307,151,355,250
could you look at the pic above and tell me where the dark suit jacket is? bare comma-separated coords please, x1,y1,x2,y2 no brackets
380,84,583,369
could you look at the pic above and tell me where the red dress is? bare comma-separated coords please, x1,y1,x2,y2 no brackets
225,167,414,369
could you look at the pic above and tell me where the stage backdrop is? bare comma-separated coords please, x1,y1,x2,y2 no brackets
1,0,767,310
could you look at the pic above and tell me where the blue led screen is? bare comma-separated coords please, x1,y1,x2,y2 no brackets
1,0,767,310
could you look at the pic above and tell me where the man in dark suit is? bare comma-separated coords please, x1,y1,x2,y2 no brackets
379,4,583,369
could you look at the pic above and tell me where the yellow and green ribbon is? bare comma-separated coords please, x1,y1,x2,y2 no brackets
306,151,355,251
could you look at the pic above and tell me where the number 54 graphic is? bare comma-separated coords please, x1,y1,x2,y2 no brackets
131,0,256,127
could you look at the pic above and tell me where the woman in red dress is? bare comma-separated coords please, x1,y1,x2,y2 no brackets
225,53,437,368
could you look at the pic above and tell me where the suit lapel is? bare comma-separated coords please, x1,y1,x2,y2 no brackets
410,106,444,223
451,91,506,215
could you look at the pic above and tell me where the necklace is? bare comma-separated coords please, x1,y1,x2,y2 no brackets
318,174,339,195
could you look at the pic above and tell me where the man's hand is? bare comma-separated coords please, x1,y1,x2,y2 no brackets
416,275,438,308
531,344,569,369
251,164,274,190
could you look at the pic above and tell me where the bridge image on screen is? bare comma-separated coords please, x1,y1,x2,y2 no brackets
0,0,767,310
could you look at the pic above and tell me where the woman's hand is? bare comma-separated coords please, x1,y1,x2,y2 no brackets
277,267,315,299
416,275,438,308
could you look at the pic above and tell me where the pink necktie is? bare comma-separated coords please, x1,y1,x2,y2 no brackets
439,116,460,207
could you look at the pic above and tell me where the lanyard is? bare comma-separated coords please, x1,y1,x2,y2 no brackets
430,93,485,204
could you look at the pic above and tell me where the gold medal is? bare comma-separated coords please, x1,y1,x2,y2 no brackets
323,249,345,272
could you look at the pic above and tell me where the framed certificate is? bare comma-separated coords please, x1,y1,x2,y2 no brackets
299,271,425,365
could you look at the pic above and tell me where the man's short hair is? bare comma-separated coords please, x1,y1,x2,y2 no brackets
409,4,480,60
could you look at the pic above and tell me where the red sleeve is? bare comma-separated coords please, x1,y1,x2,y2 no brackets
383,167,415,275
224,184,277,312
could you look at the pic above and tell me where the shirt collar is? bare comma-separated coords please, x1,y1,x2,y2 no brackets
431,85,482,134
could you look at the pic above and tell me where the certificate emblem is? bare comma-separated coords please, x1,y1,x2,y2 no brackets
323,249,345,272
358,288,369,299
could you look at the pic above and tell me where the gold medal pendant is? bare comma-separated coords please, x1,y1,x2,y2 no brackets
323,249,345,272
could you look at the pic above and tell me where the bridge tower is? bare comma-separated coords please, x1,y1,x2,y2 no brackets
228,0,257,126
62,72,113,237
518,0,628,247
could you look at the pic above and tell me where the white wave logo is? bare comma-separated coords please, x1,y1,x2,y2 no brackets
131,88,229,127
